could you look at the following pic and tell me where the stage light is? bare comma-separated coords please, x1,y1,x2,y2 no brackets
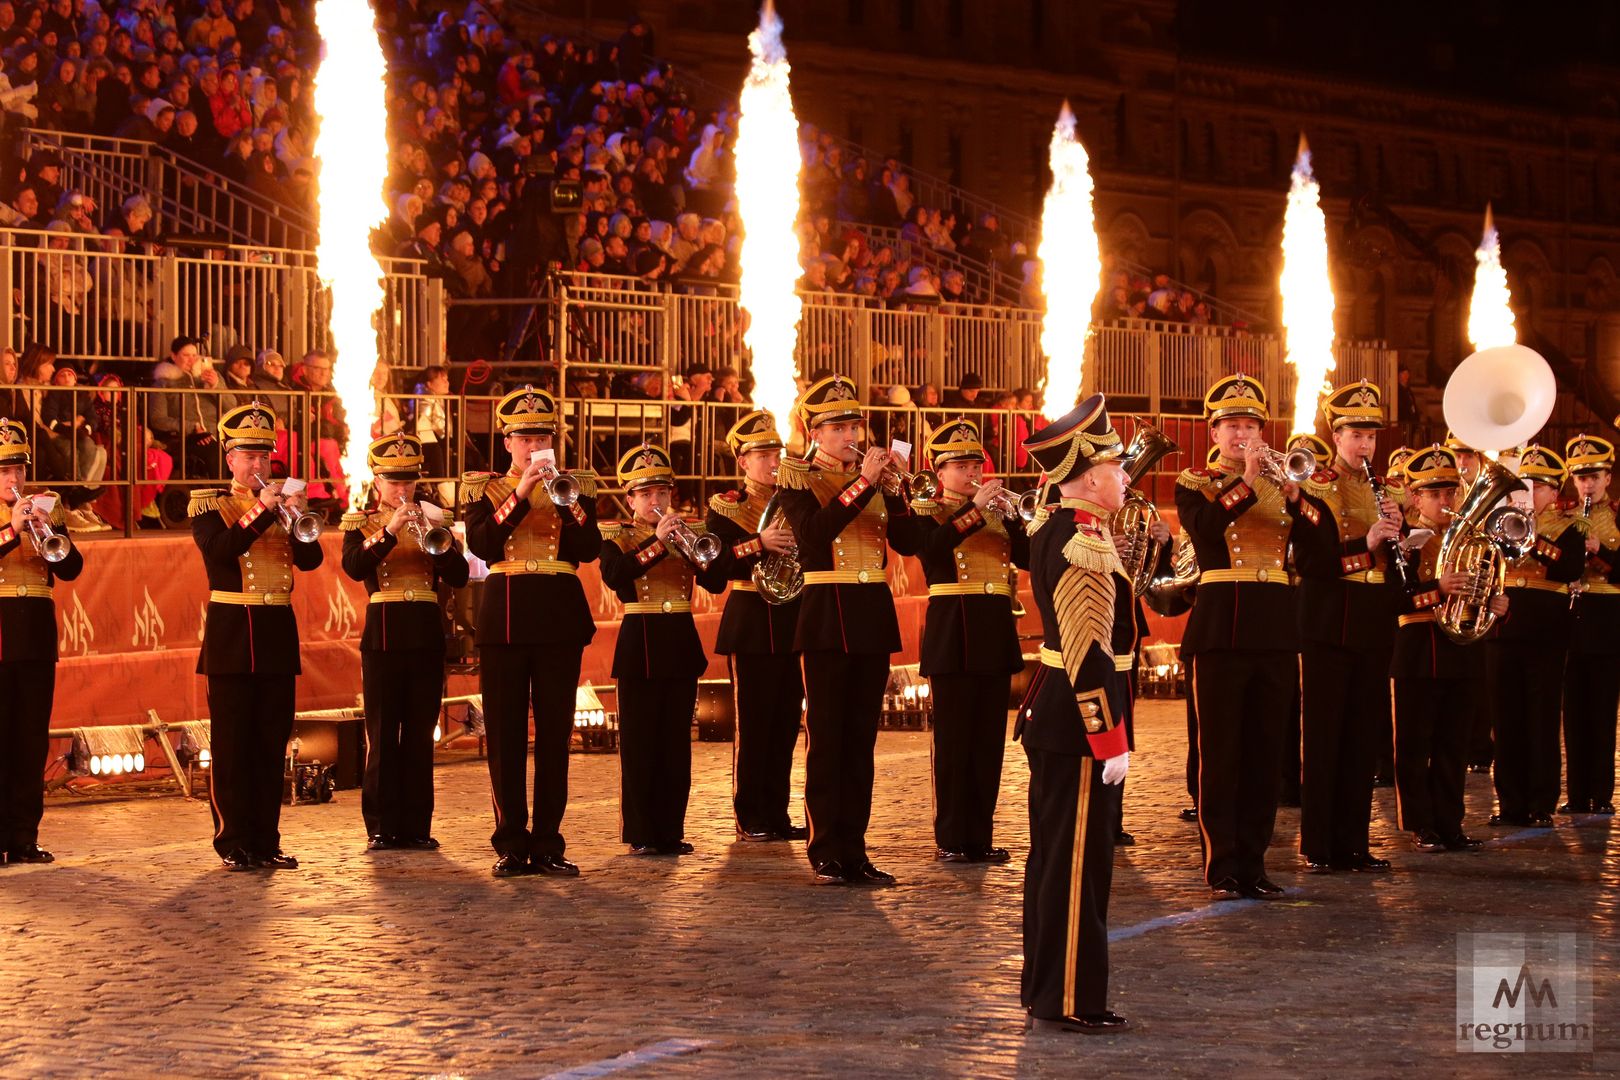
67,726,149,778
572,684,618,751
882,665,932,730
199,749,211,768
433,723,442,743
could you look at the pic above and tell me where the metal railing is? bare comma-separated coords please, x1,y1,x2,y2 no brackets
2,229,440,371
25,130,318,250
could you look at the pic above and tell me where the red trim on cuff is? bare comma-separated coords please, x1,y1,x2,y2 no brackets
493,492,519,524
570,503,588,525
838,476,871,506
1219,480,1253,510
1591,555,1611,575
1087,725,1130,761
1412,589,1442,610
0,526,14,545
1299,501,1320,525
236,502,265,529
636,541,665,565
953,507,983,532
1340,551,1372,574
732,538,762,558
363,529,389,549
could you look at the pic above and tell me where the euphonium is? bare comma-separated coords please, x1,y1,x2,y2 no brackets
1111,419,1179,597
750,490,803,604
1435,460,1535,643
1145,529,1199,617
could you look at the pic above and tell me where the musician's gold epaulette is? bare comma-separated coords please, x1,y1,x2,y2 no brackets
912,496,941,516
188,488,225,517
339,510,371,532
459,471,497,507
1062,524,1123,574
708,490,747,523
569,469,599,499
689,518,709,534
777,456,813,491
1176,467,1218,491
601,520,624,543
1537,506,1573,541
1303,468,1339,498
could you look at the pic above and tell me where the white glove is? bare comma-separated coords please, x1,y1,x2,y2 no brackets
1101,751,1129,786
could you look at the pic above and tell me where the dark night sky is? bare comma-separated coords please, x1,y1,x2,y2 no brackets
1176,0,1620,111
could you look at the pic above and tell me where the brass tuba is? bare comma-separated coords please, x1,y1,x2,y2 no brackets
1111,419,1180,597
1435,460,1536,643
749,491,803,604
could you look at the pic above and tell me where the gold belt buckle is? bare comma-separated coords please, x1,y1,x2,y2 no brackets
983,581,995,594
403,589,416,602
16,585,30,597
857,569,870,584
661,600,673,613
525,559,539,572
1256,569,1269,583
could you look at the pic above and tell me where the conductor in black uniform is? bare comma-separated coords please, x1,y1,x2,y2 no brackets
775,373,918,886
0,418,85,866
601,442,728,855
908,418,1029,863
340,433,470,852
191,400,324,871
461,386,601,878
705,410,807,842
1017,394,1133,1034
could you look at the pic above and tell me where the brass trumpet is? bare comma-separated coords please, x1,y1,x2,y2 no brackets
1237,442,1315,485
533,456,579,508
7,486,69,563
397,502,453,555
968,480,1021,520
250,474,322,542
651,505,721,569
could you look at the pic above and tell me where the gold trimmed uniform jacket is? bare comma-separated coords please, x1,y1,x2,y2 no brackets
1016,502,1134,760
190,484,324,675
0,492,84,663
461,469,601,648
1292,465,1399,652
909,490,1030,676
339,506,471,653
599,519,729,679
704,482,802,656
1567,499,1620,656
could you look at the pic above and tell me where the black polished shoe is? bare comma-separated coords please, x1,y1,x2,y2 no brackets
399,836,440,850
813,860,848,885
1595,803,1616,816
1178,806,1199,822
9,844,54,864
531,853,580,876
366,834,394,851
1443,834,1484,851
491,853,530,878
852,861,896,886
1413,830,1446,852
1209,877,1245,901
1345,853,1391,872
1030,1011,1131,1033
1115,829,1136,847
627,844,659,856
1242,877,1284,899
1468,763,1491,775
935,848,972,863
1304,859,1335,874
736,826,776,842
1487,813,1530,827
778,825,809,840
255,852,299,870
1557,800,1587,814
974,847,1012,864
220,850,257,872
655,841,695,856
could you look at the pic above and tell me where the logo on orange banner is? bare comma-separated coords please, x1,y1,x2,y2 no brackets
132,586,167,651
58,591,96,657
323,585,358,640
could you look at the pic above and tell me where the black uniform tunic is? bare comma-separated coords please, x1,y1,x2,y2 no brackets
0,493,83,858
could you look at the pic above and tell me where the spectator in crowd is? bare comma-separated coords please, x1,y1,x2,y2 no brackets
944,372,984,410
219,343,258,409
40,359,111,528
414,363,455,504
290,349,347,510
146,333,222,481
250,348,292,417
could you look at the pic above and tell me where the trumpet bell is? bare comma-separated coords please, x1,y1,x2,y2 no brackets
421,525,454,556
39,532,71,563
289,512,323,544
691,532,722,568
1442,344,1558,452
548,474,580,508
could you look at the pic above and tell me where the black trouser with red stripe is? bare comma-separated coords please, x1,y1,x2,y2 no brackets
802,650,888,871
1192,649,1292,885
929,672,1010,854
1299,642,1383,864
617,674,698,848
1393,674,1469,838
480,643,582,859
1487,640,1565,820
206,673,296,859
0,662,55,856
1563,652,1620,810
730,652,804,836
360,647,444,841
1021,747,1120,1020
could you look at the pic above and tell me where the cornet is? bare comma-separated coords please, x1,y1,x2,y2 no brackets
534,458,579,508
250,474,323,542
969,480,1021,521
1237,442,1315,485
397,501,453,555
651,505,721,569
7,486,69,563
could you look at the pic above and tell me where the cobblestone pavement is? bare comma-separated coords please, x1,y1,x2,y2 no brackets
3,700,1615,1078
